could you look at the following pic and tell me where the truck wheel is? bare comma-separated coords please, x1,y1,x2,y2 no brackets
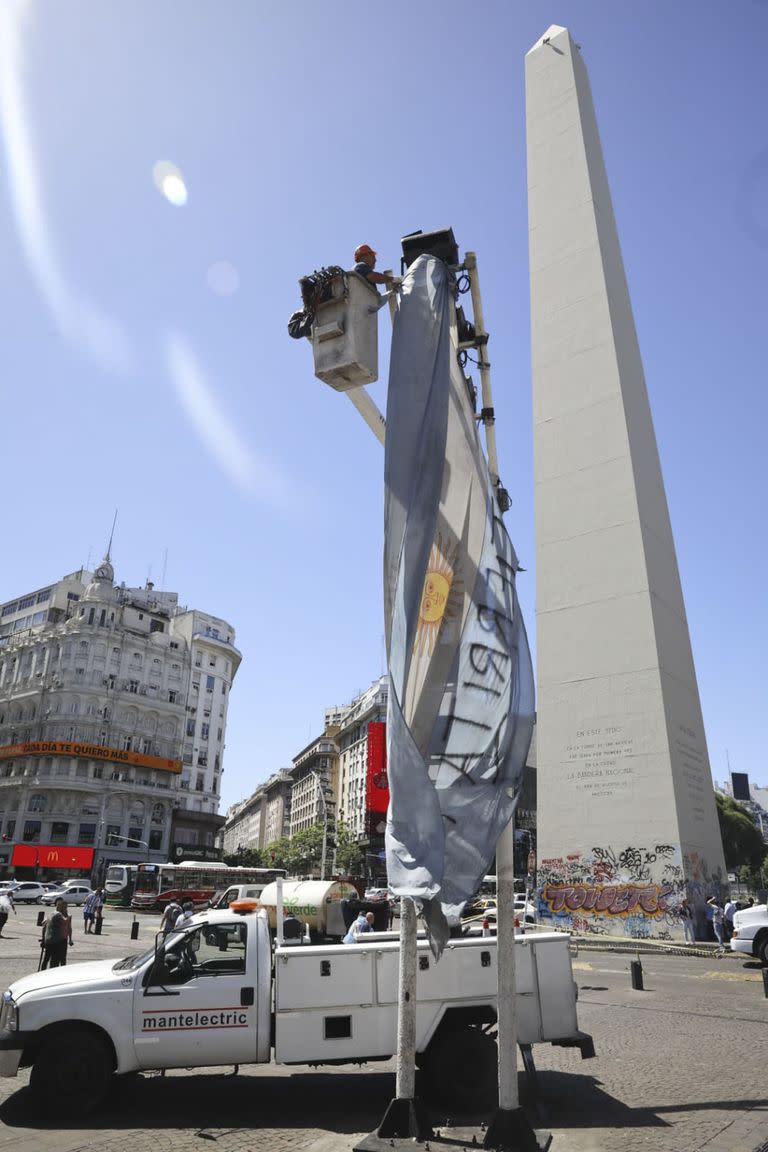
30,1028,113,1116
758,934,768,966
422,1025,498,1112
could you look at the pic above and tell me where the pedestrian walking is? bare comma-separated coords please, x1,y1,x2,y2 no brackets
160,900,182,936
174,900,195,929
707,897,726,956
93,887,105,933
82,889,100,933
679,899,695,944
41,898,73,969
0,890,16,937
723,897,737,942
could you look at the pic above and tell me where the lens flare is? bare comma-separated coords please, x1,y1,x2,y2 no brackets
152,160,187,206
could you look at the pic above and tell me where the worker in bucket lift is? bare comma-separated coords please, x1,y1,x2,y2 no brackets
353,244,399,291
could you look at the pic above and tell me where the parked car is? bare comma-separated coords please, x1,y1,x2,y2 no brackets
41,883,92,906
10,882,46,903
364,888,390,902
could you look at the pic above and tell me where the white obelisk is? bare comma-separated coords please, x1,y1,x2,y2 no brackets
526,26,726,939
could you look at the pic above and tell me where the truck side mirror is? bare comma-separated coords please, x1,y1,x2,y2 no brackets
148,958,171,986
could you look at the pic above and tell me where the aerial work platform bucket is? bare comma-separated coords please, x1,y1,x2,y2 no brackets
310,271,379,391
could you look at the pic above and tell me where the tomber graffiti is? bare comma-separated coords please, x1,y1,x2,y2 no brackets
542,882,673,917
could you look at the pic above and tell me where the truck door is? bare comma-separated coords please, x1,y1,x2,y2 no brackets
133,920,259,1069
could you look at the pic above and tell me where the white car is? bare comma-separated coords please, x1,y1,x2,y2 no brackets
10,882,46,903
41,883,92,906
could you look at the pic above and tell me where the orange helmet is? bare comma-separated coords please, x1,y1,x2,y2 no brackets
354,244,376,262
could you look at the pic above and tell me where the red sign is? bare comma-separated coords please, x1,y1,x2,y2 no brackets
11,845,94,870
366,722,389,815
10,844,37,868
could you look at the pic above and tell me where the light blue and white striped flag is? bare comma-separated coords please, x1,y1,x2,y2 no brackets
384,254,534,956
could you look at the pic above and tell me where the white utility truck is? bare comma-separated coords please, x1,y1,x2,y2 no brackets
730,902,768,963
0,903,593,1116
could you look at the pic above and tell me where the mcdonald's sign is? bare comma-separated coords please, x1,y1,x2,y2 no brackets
11,845,94,870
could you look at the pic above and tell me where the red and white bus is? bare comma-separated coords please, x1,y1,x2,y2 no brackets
130,861,286,912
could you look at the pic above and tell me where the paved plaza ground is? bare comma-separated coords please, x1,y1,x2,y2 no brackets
0,907,765,1151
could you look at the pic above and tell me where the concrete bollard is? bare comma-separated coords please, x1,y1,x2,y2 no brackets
630,959,644,991
94,918,103,936
36,911,45,927
130,919,140,941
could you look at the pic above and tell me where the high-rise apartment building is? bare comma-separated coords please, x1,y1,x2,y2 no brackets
0,557,240,877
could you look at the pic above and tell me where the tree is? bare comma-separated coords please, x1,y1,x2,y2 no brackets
715,793,767,872
334,819,364,877
286,824,325,876
223,846,263,868
263,836,292,873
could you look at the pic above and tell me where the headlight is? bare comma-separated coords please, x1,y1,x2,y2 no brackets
0,991,17,1032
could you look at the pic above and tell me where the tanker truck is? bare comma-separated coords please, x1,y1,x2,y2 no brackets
257,879,358,941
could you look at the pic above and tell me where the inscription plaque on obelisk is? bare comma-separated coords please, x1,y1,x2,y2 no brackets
526,26,725,939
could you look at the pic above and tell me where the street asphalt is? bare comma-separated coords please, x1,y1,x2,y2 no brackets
0,906,765,1151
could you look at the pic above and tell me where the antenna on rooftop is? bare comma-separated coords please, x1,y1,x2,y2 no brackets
106,508,118,561
161,548,168,592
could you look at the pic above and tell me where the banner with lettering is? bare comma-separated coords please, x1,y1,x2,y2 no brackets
0,741,181,774
383,255,535,955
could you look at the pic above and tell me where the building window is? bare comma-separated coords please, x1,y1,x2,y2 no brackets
122,735,133,751
186,720,195,738
127,826,143,846
105,824,121,846
169,641,179,650
196,774,205,791
50,821,69,843
148,829,162,851
151,803,164,825
150,619,164,633
5,820,15,840
93,764,103,779
37,589,51,604
206,675,215,692
29,793,47,813
78,823,97,845
209,657,216,668
88,608,95,625
198,754,207,767
19,595,35,610
23,820,41,842
201,723,209,740
168,690,178,704
192,682,199,693
128,680,139,694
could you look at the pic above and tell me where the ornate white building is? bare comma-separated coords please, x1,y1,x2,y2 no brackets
0,556,240,878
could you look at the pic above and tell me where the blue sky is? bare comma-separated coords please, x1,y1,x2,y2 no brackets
1,1,766,810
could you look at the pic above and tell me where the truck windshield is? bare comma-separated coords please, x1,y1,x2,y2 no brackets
113,945,157,971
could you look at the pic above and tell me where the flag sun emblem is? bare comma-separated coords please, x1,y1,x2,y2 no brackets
414,534,462,657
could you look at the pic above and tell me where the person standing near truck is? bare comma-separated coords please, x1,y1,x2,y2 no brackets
41,898,72,968
0,890,15,937
343,911,373,944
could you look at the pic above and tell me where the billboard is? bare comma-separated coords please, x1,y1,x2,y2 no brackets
731,772,751,802
366,722,389,815
0,740,181,775
11,845,95,870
